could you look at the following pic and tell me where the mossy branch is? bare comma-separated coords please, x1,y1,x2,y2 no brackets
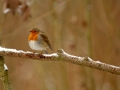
0,52,12,90
0,47,120,75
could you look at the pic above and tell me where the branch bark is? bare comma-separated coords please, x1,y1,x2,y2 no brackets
0,47,120,75
0,37,12,90
0,48,12,89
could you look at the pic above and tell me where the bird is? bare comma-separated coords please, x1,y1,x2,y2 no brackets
28,28,53,54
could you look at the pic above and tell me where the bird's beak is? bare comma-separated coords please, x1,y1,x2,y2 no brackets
30,30,32,32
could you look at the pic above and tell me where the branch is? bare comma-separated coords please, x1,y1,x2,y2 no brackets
0,52,12,90
0,47,120,75
0,37,12,90
0,57,12,90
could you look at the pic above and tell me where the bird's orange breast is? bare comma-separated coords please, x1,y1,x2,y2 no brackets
28,33,39,41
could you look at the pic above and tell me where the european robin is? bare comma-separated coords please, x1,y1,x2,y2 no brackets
28,28,53,53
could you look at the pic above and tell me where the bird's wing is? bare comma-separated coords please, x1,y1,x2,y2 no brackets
40,34,53,51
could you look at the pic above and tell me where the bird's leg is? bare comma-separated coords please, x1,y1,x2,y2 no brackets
29,50,36,58
44,50,48,54
41,50,44,55
33,50,36,53
40,50,48,54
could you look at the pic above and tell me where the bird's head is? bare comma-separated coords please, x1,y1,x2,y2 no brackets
30,28,44,34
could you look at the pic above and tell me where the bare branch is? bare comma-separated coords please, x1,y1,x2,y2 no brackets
0,47,120,75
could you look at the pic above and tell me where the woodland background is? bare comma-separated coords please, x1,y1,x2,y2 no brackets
0,0,120,90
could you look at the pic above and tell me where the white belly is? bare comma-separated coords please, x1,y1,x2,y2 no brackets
29,40,47,51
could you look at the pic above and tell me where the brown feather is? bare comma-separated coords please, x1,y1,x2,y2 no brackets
40,33,53,51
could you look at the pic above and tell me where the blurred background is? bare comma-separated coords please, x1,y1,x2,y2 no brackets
0,0,120,90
